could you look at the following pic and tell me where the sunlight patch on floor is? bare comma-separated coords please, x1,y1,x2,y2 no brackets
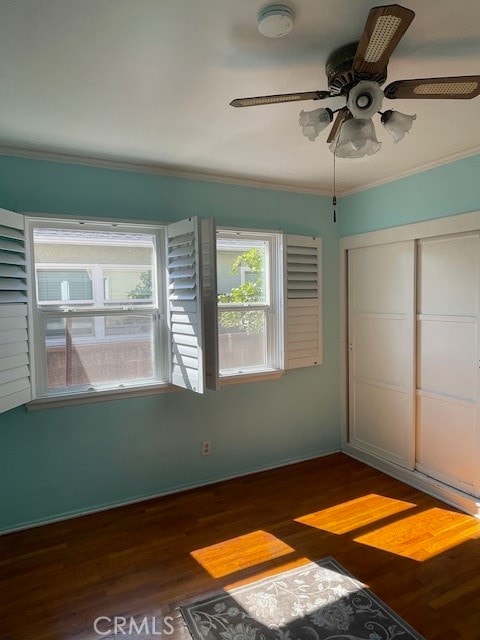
191,530,295,578
354,507,480,560
222,564,361,628
295,494,416,534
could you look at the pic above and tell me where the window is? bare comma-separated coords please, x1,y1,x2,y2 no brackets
31,224,160,395
216,230,282,375
25,216,217,401
0,208,321,413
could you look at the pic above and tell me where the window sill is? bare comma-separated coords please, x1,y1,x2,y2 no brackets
219,370,284,386
25,371,285,410
26,383,180,411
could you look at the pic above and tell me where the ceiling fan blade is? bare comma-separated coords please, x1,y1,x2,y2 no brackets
326,107,351,144
385,75,480,99
230,90,330,107
352,4,415,76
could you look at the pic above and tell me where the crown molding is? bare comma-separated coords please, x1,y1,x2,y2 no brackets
340,144,480,197
1,143,479,201
0,145,334,197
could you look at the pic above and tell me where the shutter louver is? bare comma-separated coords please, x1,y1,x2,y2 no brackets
0,208,32,413
167,217,205,393
0,222,28,304
284,235,322,369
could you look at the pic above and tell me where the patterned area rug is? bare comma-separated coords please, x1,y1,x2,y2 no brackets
180,558,424,640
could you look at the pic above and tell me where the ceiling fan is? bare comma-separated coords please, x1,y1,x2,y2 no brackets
230,4,480,158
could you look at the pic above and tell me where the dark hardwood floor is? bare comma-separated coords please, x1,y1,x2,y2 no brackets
2,453,480,639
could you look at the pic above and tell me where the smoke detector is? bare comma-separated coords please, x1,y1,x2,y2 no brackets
258,5,294,38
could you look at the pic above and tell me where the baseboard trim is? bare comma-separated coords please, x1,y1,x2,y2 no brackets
343,444,480,518
0,448,340,535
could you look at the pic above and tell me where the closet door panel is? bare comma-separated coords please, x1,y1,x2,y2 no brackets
356,317,410,387
418,234,478,317
416,394,476,492
353,381,412,466
418,320,477,401
416,233,479,494
348,241,415,469
351,243,411,314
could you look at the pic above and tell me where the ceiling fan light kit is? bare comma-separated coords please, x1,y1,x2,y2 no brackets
331,118,382,159
231,3,480,159
299,107,333,141
257,5,294,38
381,109,417,142
347,81,384,119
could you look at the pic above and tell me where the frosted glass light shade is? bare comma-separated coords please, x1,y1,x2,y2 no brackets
347,81,384,119
299,107,333,141
330,118,381,158
381,110,416,142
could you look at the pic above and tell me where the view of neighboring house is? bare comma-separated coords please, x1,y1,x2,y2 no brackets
33,227,156,390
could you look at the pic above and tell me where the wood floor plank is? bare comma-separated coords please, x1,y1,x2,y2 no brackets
2,453,480,639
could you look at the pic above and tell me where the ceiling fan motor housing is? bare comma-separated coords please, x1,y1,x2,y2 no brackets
325,42,387,95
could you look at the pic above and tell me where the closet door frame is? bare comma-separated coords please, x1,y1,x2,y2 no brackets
340,210,480,516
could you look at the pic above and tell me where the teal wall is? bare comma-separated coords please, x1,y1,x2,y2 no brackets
4,151,479,533
339,154,480,236
0,156,340,533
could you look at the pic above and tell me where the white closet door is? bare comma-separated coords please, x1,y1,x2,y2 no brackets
416,233,480,495
348,241,415,469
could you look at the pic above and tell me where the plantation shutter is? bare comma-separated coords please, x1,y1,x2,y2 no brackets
284,234,322,369
200,218,219,391
166,216,218,394
0,208,32,413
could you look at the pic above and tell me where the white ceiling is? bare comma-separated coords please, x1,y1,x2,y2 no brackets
1,0,479,195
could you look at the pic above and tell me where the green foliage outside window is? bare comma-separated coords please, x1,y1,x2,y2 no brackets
128,270,153,300
218,248,264,334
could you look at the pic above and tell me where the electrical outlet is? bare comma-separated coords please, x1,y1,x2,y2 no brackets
201,440,211,456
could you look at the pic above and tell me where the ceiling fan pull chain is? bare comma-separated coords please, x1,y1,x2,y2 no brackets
332,148,337,223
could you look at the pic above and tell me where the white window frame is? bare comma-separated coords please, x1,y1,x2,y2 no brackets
28,218,166,399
